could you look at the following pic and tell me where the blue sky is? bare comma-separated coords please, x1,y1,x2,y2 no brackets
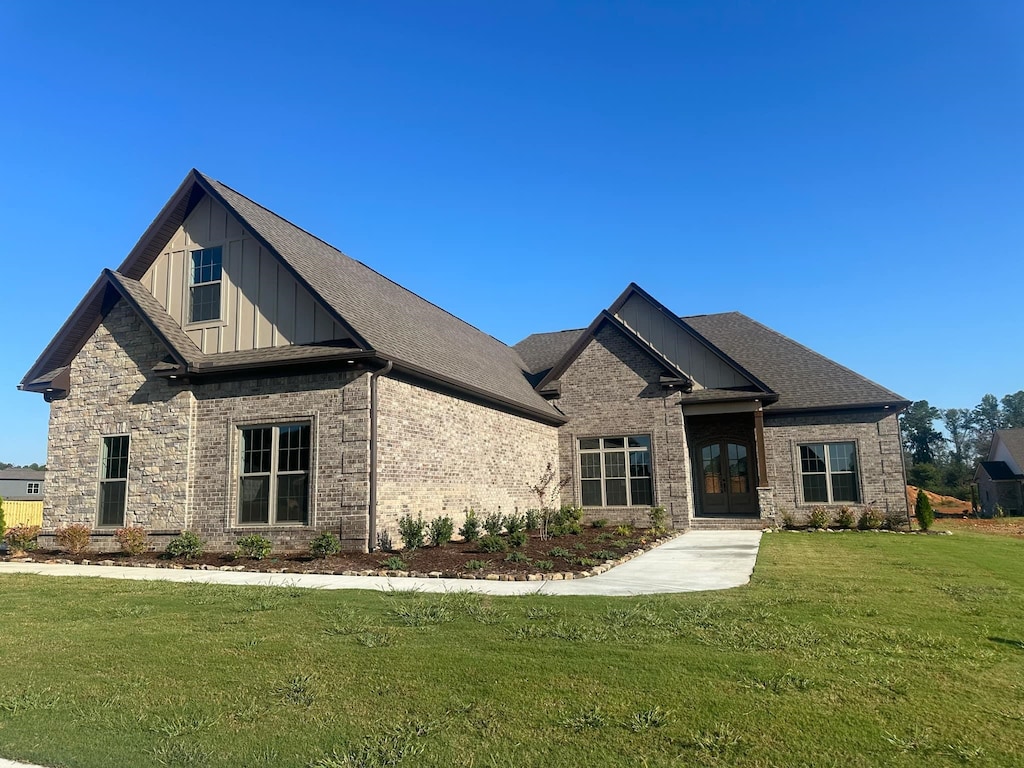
1,1,1021,465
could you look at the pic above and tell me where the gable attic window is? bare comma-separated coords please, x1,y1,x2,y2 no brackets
26,482,40,495
239,424,311,525
189,246,222,323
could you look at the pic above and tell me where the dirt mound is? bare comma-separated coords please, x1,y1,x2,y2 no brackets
906,485,970,512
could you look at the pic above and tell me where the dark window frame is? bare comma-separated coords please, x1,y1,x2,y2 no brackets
26,482,40,495
799,441,860,503
238,423,311,525
578,435,653,507
98,435,130,527
188,246,223,324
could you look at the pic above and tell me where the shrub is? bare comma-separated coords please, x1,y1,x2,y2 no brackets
427,516,454,547
376,530,394,553
915,490,934,531
591,518,608,529
55,523,92,556
648,506,668,530
615,524,632,537
591,549,618,561
165,531,204,559
382,556,407,570
809,506,829,529
505,513,526,537
236,534,272,560
508,529,527,548
310,532,342,558
548,505,583,537
0,496,5,540
478,535,508,553
548,546,571,559
114,526,149,556
970,485,980,516
483,512,505,537
459,509,481,542
779,509,796,529
533,559,554,571
885,509,908,532
524,509,541,531
505,551,531,563
397,513,426,550
835,506,855,529
995,504,1006,519
4,525,40,554
464,559,487,571
859,506,884,530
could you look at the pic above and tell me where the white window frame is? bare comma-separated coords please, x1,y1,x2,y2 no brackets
799,441,860,503
578,435,653,507
238,423,311,526
26,482,40,495
97,434,130,527
188,245,223,325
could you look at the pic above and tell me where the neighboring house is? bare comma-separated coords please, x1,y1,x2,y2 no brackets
975,429,1024,516
19,170,911,552
0,468,46,527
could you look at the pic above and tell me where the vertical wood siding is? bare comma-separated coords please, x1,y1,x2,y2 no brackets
3,500,43,527
140,195,347,353
615,294,752,390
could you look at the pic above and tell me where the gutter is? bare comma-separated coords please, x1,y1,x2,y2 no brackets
368,359,393,551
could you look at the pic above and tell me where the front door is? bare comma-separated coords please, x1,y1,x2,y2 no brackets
698,441,757,515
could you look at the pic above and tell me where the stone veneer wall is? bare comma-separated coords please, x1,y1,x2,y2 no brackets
43,300,194,550
763,409,908,522
375,375,559,545
555,325,692,528
188,370,369,551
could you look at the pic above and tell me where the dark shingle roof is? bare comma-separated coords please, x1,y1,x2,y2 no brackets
0,469,45,481
979,461,1020,481
995,429,1024,467
683,312,908,411
514,329,585,375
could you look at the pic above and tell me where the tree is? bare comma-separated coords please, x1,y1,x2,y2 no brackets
971,394,1004,460
901,401,944,465
1002,391,1024,429
915,489,934,531
942,408,972,469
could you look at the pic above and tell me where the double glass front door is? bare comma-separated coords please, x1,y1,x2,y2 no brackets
699,441,757,515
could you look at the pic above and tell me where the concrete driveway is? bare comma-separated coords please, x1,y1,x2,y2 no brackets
0,530,761,596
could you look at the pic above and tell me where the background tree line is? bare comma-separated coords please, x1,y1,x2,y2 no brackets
901,391,1024,499
0,462,45,471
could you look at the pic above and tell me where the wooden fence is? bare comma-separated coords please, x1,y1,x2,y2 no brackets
2,500,43,527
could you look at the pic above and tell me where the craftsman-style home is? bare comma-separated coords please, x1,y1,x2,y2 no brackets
20,170,910,551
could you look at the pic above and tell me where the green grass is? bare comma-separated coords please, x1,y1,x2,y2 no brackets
2,531,1023,767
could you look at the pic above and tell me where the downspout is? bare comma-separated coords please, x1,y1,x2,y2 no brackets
368,359,393,551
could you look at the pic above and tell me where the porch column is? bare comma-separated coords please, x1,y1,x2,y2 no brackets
753,408,769,487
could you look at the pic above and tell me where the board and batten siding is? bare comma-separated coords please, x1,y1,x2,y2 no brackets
140,195,347,354
615,294,752,390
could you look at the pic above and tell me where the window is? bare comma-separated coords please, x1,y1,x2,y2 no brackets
239,424,310,524
579,436,653,507
26,482,40,495
189,246,222,323
800,442,859,503
98,435,129,526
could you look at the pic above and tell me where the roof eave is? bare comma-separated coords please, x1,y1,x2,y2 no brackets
766,399,912,415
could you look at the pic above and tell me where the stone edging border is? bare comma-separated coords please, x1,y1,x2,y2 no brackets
3,531,690,582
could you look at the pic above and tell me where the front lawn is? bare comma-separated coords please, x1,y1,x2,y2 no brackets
1,531,1022,767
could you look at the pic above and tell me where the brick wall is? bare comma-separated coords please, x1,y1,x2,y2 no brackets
555,324,691,527
763,409,908,523
375,375,558,546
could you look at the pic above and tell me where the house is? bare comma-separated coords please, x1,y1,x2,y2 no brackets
0,468,46,527
975,429,1024,516
20,170,911,552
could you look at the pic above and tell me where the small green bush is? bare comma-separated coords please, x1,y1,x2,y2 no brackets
165,531,204,559
427,515,454,547
591,549,618,561
809,506,830,529
236,534,272,560
464,559,487,571
524,509,541,531
115,526,149,556
615,524,632,537
310,532,342,558
779,509,796,529
397,513,426,550
0,496,6,540
859,506,884,530
548,505,583,536
508,529,527,548
505,513,526,536
915,491,934,531
478,535,508,553
382,556,407,570
885,509,908,531
548,546,571,559
590,518,608,529
4,525,40,554
483,512,505,537
533,559,554,571
648,506,668,530
835,506,855,529
505,551,531,563
55,523,92,556
376,530,394,552
459,509,481,542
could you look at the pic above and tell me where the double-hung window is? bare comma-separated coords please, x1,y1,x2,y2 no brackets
239,424,311,524
800,442,859,503
579,436,653,507
189,246,222,323
98,435,130,526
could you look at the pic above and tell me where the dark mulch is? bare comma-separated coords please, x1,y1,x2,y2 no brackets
15,525,668,577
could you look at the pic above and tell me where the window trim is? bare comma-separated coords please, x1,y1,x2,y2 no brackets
237,422,312,526
578,435,654,507
798,440,860,504
26,482,40,495
187,245,224,326
97,434,130,528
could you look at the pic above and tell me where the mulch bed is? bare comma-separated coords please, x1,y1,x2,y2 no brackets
7,526,676,580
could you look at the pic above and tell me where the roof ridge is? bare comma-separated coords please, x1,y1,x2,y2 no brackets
202,173,520,358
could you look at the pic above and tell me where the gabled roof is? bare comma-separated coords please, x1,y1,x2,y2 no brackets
978,461,1021,481
683,312,909,412
514,328,586,378
0,469,45,481
22,170,563,425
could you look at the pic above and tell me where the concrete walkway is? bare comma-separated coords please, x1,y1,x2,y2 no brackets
0,530,761,596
